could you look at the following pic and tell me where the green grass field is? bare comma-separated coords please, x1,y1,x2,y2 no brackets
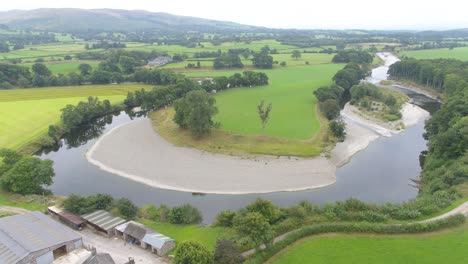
140,220,233,251
0,84,152,150
400,47,468,60
270,224,468,264
185,64,343,139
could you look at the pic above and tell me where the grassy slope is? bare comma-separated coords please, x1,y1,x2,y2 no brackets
400,47,468,60
140,220,233,251
0,84,152,150
185,64,343,140
270,224,468,264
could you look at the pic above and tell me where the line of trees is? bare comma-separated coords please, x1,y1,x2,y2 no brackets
332,50,374,64
313,62,370,140
124,70,269,111
388,58,467,92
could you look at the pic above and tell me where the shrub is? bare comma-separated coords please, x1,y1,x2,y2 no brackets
175,241,214,264
169,204,203,224
358,211,388,222
215,210,236,227
385,114,400,121
114,198,138,220
214,239,243,264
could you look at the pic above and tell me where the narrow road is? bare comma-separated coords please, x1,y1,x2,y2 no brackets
241,201,468,257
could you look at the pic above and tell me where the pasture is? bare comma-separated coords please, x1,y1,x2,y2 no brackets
270,224,468,264
185,64,343,140
400,47,468,60
0,84,152,151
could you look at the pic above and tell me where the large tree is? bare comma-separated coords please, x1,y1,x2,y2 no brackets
291,50,301,60
1,156,55,194
175,241,214,264
79,63,93,76
32,63,52,77
173,90,218,137
252,52,273,69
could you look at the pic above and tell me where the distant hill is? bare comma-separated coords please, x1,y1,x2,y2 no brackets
0,8,264,32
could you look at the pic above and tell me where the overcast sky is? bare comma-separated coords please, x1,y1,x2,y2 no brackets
1,0,467,30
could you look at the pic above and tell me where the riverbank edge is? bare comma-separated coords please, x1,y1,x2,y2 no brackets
85,119,337,195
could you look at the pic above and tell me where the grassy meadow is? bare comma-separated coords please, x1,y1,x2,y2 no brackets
0,84,152,151
185,63,343,140
400,47,468,60
270,224,468,264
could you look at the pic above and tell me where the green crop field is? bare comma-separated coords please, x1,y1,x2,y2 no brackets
0,84,152,150
185,63,343,139
400,47,468,60
270,225,468,264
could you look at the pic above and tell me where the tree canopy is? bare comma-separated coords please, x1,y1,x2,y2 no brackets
173,90,218,137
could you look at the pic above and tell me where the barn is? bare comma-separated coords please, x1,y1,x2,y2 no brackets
115,221,175,256
0,211,83,264
82,210,126,236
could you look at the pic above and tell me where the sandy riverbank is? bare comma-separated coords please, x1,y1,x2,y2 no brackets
86,119,336,194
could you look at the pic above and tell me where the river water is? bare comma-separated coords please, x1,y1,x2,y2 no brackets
38,54,438,223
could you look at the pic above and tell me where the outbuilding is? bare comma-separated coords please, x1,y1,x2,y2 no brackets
115,221,175,256
0,211,83,264
48,206,85,230
82,210,126,236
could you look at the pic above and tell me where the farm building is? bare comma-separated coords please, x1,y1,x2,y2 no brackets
147,56,172,67
82,210,126,236
0,211,83,264
48,206,85,230
115,221,175,256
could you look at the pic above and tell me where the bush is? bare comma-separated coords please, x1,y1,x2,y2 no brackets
169,204,203,224
175,241,214,264
329,120,346,141
358,211,388,222
320,99,341,120
114,198,139,220
215,210,236,227
214,239,243,264
385,114,400,121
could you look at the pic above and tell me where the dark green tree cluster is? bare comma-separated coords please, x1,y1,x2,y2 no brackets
333,62,369,90
0,63,32,88
173,90,218,137
0,149,55,194
314,84,344,120
252,52,274,69
332,50,374,63
213,53,243,69
63,193,138,219
168,204,203,224
85,41,126,50
194,50,222,58
389,58,465,92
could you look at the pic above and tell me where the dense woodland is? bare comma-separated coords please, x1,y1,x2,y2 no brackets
389,58,467,196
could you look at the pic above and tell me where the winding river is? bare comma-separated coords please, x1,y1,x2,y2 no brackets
38,53,438,223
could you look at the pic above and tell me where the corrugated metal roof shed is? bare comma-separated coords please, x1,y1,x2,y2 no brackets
0,211,81,263
82,210,126,232
115,221,174,250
